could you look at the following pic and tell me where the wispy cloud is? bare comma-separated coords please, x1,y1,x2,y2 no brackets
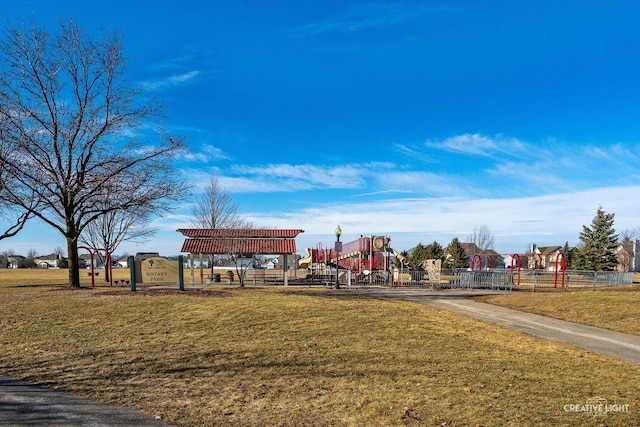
610,143,639,159
179,144,229,163
189,162,462,196
376,171,470,197
247,185,640,254
179,133,636,205
140,70,201,92
421,134,638,197
425,133,527,157
147,46,207,72
229,162,394,191
164,131,640,257
392,143,438,162
288,3,425,37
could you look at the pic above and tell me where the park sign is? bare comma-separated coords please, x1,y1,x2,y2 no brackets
140,257,179,284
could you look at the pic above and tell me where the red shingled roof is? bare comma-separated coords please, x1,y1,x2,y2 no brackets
178,228,303,254
181,238,297,255
177,228,303,238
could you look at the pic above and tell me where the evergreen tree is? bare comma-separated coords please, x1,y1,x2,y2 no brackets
424,241,445,262
408,243,428,266
561,241,572,268
408,241,445,266
445,237,468,269
573,207,618,271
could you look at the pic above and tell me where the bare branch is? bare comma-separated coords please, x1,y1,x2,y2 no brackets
190,177,253,230
0,20,188,287
467,225,495,251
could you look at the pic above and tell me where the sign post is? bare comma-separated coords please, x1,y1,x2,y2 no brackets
128,255,136,292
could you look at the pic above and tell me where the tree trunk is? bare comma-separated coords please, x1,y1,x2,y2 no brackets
66,236,81,288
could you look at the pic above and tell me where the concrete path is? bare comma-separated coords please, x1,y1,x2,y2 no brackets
0,375,168,426
342,288,640,365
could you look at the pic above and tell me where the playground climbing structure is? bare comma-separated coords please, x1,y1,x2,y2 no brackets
301,235,415,285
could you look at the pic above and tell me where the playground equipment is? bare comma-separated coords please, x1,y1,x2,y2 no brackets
301,236,635,290
554,252,566,288
79,246,113,288
303,235,401,285
302,235,416,272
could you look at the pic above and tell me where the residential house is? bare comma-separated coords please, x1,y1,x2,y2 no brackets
445,242,504,270
183,257,211,269
34,253,64,269
277,254,301,270
263,257,278,269
134,252,160,261
479,249,505,269
528,245,571,271
616,239,640,272
502,254,529,271
116,256,130,268
6,255,25,269
459,242,482,258
78,253,93,268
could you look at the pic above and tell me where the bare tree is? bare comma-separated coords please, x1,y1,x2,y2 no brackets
190,178,253,277
191,178,252,229
54,247,66,257
219,231,271,287
0,125,37,240
619,228,635,246
80,201,157,281
468,225,495,251
0,202,31,240
0,21,188,287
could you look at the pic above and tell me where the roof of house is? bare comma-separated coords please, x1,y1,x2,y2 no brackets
35,253,61,261
616,245,630,255
459,242,482,255
537,246,562,256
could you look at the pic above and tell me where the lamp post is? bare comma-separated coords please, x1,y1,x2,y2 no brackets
334,225,342,289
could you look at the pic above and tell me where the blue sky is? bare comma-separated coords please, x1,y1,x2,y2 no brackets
1,0,640,257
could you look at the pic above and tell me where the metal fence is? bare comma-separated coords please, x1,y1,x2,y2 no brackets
447,270,515,290
512,270,635,291
390,268,514,290
387,268,635,291
250,267,636,290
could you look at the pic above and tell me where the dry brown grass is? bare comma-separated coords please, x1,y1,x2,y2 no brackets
0,270,639,426
475,285,640,335
0,267,132,287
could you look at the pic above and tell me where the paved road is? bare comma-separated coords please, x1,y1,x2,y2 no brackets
342,287,640,364
0,375,168,426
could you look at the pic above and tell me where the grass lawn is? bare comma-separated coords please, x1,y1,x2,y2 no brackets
475,285,640,335
0,269,639,426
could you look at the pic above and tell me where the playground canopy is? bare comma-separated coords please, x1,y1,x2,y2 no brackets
177,228,304,255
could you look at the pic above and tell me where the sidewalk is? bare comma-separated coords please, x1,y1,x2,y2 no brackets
0,375,168,426
344,288,640,365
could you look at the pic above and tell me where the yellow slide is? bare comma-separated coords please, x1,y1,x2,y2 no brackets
299,248,312,269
